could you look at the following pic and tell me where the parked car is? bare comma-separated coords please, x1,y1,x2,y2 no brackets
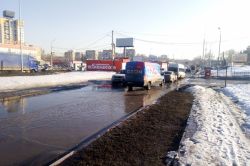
41,64,52,71
111,69,126,86
164,71,177,83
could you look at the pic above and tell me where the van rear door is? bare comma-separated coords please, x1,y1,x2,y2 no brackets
125,62,145,85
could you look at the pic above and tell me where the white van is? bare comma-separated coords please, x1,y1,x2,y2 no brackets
168,63,186,79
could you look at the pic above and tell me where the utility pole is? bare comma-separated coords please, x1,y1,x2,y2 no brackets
202,39,205,67
50,39,56,69
218,29,222,64
225,65,228,87
123,47,126,58
202,33,205,68
217,27,221,77
209,49,212,67
50,45,53,69
111,30,115,60
19,0,23,72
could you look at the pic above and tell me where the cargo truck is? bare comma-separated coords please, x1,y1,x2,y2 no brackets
125,61,163,91
0,53,38,72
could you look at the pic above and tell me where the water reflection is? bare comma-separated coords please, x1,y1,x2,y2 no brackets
124,87,167,113
0,83,171,165
0,97,26,114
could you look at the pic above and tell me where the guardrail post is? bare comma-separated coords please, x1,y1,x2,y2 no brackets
0,60,3,71
225,67,227,87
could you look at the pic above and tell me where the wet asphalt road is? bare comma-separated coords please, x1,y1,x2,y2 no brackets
0,81,178,166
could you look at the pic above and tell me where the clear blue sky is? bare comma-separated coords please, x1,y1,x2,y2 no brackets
1,0,250,59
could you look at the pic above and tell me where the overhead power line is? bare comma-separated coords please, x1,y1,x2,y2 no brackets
116,32,205,45
117,30,175,37
115,31,234,46
75,33,110,50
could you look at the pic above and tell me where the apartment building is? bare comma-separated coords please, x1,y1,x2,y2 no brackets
0,11,24,45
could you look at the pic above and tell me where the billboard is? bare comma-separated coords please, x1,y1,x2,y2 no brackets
116,38,134,47
3,10,15,18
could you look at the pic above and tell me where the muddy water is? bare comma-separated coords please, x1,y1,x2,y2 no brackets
0,82,175,165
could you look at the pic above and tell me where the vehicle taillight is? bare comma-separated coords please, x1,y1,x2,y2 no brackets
136,63,143,69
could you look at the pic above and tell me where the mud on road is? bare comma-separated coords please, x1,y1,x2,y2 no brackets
61,90,193,166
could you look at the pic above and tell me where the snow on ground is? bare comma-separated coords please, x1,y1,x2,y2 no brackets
211,65,250,77
0,71,114,92
178,86,250,165
222,84,250,135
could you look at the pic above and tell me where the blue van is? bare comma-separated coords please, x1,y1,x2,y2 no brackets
125,61,163,91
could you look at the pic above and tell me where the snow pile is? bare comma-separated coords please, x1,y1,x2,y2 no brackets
0,71,114,92
178,86,250,165
222,84,250,135
211,65,250,77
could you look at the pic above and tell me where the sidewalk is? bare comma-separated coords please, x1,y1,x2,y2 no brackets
179,86,250,165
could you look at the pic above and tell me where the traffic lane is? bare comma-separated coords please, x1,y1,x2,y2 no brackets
0,82,175,165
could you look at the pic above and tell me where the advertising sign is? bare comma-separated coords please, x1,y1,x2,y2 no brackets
87,61,115,71
116,38,134,47
3,10,15,18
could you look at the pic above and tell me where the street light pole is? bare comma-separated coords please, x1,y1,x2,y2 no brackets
19,0,23,72
50,39,56,69
217,27,221,77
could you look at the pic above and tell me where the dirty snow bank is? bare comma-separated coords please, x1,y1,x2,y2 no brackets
222,84,250,135
0,71,114,92
178,86,250,165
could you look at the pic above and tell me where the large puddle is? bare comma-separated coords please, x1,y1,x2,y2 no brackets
0,81,175,165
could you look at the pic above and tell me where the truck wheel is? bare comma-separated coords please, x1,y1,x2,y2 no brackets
122,82,127,87
128,86,133,91
146,82,151,90
159,80,164,86
111,82,116,87
30,69,36,73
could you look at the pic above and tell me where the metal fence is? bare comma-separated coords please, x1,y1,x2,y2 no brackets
232,71,250,77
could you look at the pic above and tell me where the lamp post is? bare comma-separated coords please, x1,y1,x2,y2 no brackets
19,0,23,72
50,39,56,69
217,27,221,77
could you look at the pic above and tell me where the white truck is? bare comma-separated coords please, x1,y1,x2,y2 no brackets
0,53,38,72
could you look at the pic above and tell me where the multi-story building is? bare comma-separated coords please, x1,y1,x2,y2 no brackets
99,50,112,60
64,50,84,62
0,11,24,45
64,50,75,62
86,50,97,60
125,49,135,59
232,53,247,66
116,49,135,59
75,52,83,61
0,11,42,61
